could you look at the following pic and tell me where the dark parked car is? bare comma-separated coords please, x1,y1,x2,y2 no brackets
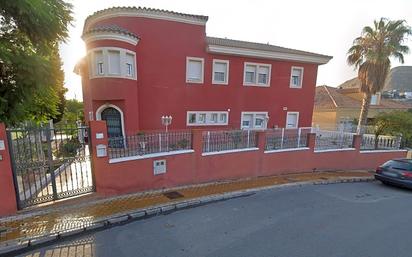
375,159,412,188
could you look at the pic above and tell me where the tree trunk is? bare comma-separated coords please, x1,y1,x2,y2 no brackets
356,92,372,135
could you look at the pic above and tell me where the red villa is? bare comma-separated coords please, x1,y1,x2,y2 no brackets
75,7,332,138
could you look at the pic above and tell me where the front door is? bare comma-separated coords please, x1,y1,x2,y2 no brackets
101,107,124,147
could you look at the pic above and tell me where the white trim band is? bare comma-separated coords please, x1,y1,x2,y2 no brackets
360,149,407,154
109,149,195,163
314,148,356,153
202,147,259,156
264,147,310,154
83,31,139,45
207,45,332,64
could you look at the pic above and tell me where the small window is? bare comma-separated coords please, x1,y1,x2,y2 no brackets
211,113,218,123
126,53,135,77
188,113,196,124
370,94,380,105
286,112,299,128
258,66,269,85
244,65,257,84
212,60,229,84
241,112,268,129
97,62,104,75
186,57,204,83
244,63,271,87
198,113,206,123
95,51,104,75
242,116,252,128
187,111,229,126
108,50,121,75
255,114,266,128
220,113,227,123
290,67,304,88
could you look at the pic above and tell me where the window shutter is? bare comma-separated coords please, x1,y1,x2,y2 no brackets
214,62,226,73
292,68,302,77
108,50,121,74
287,113,298,128
246,65,256,73
188,60,202,80
258,66,269,75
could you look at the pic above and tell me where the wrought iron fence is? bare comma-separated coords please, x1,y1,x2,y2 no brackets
314,129,355,150
361,134,401,150
108,130,192,159
7,124,93,209
265,127,312,151
203,130,258,153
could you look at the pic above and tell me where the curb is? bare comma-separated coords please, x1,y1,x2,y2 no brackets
0,176,374,256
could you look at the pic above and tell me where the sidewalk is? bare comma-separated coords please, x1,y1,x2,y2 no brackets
0,170,373,253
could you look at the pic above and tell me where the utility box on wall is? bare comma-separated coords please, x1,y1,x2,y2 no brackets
153,160,166,175
96,144,107,158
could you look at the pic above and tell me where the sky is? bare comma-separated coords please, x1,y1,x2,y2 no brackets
60,0,412,100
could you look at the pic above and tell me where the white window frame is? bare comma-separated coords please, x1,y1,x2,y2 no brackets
186,57,204,84
88,47,137,80
212,59,229,85
240,112,269,129
125,53,136,78
186,111,229,126
286,111,299,129
290,66,304,88
243,62,271,87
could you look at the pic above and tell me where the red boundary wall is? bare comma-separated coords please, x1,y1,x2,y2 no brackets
0,123,18,216
89,121,408,196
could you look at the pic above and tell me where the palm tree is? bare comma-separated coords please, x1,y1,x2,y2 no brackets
347,18,411,135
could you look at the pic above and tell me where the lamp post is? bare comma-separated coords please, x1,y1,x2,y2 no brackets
161,115,173,133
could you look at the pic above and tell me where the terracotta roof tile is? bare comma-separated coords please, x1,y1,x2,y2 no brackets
85,6,208,26
82,24,139,39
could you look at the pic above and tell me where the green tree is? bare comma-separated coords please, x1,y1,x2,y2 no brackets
347,18,411,135
0,0,72,125
373,111,412,148
58,99,84,124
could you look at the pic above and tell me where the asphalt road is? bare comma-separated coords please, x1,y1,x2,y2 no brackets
15,181,412,257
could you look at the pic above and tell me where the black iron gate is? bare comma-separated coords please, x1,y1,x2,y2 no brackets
6,124,94,209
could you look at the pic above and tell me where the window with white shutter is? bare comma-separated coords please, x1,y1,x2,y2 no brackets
108,50,121,75
212,60,229,84
244,63,271,87
95,51,104,75
125,53,135,77
290,67,304,88
258,66,269,85
286,112,299,128
186,57,204,83
241,112,268,129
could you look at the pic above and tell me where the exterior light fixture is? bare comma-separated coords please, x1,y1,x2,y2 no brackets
161,115,173,132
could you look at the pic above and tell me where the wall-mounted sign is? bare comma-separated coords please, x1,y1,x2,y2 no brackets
0,140,5,151
96,133,104,139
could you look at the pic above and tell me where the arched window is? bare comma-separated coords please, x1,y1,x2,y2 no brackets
98,106,124,148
